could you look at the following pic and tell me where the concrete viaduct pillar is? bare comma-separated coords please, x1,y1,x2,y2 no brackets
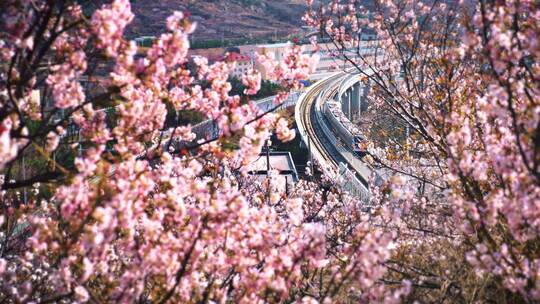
361,81,370,113
340,80,372,122
348,89,353,120
342,91,351,120
351,83,361,121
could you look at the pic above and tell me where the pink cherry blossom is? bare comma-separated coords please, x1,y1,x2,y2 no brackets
6,0,539,302
276,117,296,142
242,69,261,95
91,0,134,57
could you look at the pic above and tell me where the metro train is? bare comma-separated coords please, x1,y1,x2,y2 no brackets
323,100,367,157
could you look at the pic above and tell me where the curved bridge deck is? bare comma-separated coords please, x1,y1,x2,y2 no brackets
296,73,373,201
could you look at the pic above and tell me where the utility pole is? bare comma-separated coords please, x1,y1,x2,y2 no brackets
285,175,289,196
266,139,270,177
308,134,314,180
265,139,271,203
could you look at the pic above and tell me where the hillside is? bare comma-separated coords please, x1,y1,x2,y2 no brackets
127,0,309,41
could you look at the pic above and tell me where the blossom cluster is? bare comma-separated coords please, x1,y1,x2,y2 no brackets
0,1,408,303
304,0,540,301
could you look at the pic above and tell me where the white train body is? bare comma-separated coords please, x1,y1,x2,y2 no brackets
323,100,366,155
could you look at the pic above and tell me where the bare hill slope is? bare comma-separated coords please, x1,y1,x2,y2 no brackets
127,0,309,41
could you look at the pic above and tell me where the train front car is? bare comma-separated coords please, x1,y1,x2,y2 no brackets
353,135,367,158
322,99,369,158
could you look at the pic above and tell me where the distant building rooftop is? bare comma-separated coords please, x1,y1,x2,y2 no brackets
226,52,251,62
256,42,293,49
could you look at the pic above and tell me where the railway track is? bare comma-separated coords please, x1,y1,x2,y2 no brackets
297,73,372,201
298,73,347,174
